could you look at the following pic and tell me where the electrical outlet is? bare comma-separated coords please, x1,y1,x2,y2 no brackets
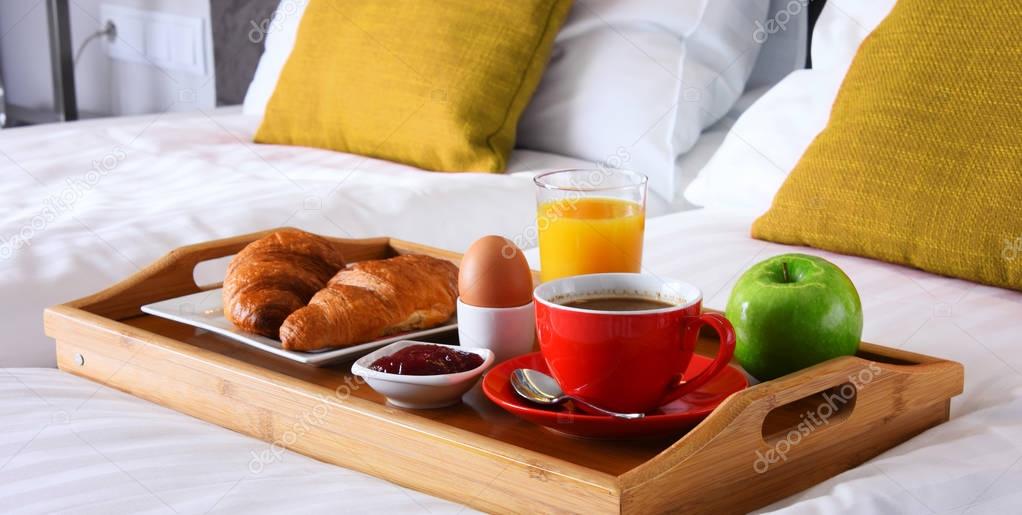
100,4,207,76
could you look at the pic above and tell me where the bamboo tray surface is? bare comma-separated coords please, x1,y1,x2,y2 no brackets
44,229,965,514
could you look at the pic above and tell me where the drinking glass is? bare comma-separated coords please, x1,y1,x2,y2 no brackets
534,169,647,282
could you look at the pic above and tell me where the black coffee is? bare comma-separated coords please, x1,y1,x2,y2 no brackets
561,296,675,311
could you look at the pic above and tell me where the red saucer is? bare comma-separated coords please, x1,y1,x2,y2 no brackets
482,352,747,439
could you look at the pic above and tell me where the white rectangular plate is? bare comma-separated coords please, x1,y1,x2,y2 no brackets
141,288,457,366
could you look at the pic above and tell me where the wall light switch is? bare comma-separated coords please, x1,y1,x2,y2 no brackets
100,4,207,76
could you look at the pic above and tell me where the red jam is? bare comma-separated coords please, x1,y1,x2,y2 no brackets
369,344,484,376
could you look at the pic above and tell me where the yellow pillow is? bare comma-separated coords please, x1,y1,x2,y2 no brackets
254,0,571,172
752,0,1022,291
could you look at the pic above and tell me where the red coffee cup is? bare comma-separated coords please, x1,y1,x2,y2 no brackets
533,273,736,414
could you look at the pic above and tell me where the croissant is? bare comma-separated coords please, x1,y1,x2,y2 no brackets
279,254,458,351
223,229,347,339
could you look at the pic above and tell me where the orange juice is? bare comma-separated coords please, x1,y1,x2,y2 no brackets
537,197,644,282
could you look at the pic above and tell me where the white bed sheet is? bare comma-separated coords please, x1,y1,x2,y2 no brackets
3,208,1020,513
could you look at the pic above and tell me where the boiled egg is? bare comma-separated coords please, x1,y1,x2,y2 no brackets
458,236,534,308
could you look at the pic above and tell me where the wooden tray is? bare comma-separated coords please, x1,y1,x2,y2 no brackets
44,229,964,514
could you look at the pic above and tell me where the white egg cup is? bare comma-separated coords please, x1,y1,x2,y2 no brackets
456,298,536,364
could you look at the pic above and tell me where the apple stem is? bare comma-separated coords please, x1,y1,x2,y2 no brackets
782,262,790,283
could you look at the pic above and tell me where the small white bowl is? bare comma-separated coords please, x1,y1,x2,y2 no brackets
351,340,494,409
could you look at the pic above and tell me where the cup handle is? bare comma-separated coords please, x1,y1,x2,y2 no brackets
664,312,737,402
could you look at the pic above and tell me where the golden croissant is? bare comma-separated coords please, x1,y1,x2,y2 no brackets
280,254,458,351
222,229,347,339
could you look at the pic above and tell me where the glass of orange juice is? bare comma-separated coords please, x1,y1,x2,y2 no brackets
534,169,647,282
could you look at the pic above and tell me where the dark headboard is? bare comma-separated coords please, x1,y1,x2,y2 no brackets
806,0,827,68
210,0,279,106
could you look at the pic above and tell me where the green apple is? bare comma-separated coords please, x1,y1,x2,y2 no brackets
725,253,862,381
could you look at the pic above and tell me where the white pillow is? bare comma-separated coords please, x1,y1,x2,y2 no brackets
516,0,767,202
244,0,766,203
242,0,309,117
684,69,842,215
811,0,897,73
684,0,895,214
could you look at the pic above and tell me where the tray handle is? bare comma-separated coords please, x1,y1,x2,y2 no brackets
751,359,867,446
63,226,396,320
740,355,960,459
66,228,303,319
621,354,963,510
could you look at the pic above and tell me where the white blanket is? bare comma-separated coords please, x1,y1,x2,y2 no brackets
0,368,462,514
2,208,1020,513
0,108,600,367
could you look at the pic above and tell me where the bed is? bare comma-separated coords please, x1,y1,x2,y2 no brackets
5,1,1020,512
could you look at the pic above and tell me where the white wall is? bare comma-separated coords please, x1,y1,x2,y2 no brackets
0,0,215,119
